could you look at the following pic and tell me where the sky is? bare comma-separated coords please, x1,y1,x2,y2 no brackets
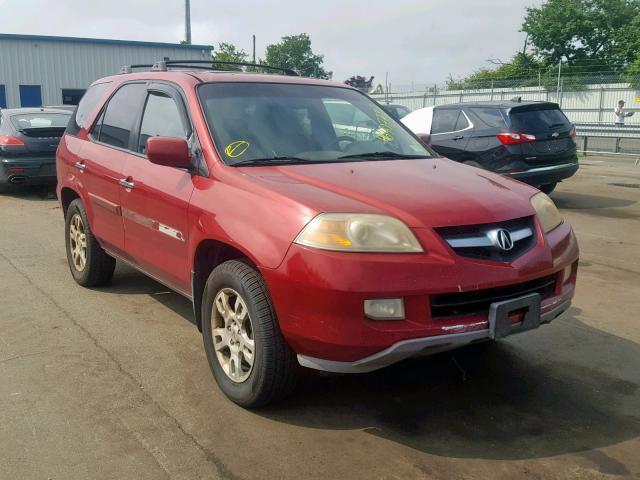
0,0,542,88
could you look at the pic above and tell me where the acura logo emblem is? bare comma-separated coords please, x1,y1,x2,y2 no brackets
495,229,514,251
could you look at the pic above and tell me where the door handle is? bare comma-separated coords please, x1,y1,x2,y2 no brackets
118,178,135,190
453,135,464,140
74,161,86,171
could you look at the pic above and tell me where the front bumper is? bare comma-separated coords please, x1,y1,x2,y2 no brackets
262,220,579,368
298,298,571,373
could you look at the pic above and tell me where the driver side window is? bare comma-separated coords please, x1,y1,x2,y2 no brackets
138,92,188,154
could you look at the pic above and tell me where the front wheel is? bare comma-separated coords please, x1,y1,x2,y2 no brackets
202,260,298,408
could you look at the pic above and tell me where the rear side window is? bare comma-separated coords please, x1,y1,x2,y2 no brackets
66,82,112,136
432,109,460,134
137,92,188,153
94,83,146,149
509,108,570,131
454,111,469,131
473,108,508,129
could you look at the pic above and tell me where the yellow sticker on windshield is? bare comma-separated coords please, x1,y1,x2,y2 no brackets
225,140,250,158
374,110,394,142
375,129,394,142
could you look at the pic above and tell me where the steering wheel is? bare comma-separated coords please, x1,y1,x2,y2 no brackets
336,135,357,148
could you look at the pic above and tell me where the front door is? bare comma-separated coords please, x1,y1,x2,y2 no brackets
120,84,195,295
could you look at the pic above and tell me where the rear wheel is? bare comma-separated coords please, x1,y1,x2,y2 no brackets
65,199,116,287
539,182,557,194
202,260,298,408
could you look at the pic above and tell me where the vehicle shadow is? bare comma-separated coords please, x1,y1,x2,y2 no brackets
259,310,640,462
551,190,636,210
95,267,640,463
0,185,57,201
103,262,197,327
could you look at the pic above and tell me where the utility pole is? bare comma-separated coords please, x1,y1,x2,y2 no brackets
252,35,256,64
556,59,562,100
185,0,192,45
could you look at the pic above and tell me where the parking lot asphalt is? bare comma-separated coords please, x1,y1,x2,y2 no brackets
1,156,639,480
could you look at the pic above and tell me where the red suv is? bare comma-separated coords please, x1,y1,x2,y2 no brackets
57,61,578,407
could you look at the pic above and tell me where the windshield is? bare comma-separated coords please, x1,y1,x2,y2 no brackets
10,113,71,129
198,83,431,165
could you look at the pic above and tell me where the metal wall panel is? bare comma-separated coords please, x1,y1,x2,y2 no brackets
0,37,211,107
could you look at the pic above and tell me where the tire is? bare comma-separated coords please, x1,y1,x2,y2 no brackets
65,198,116,287
202,260,298,408
539,182,557,194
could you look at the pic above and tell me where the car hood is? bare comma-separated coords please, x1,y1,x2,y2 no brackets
239,158,538,228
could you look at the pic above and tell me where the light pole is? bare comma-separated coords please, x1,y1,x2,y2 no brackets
185,0,192,44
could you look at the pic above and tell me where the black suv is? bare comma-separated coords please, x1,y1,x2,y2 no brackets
402,101,578,193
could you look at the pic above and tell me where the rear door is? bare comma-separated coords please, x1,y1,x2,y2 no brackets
120,83,195,296
429,108,471,160
508,104,576,166
80,82,147,255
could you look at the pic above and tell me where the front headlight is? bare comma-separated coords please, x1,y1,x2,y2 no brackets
294,213,423,253
531,192,563,233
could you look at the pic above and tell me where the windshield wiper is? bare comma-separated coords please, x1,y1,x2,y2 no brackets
231,156,317,167
338,151,427,160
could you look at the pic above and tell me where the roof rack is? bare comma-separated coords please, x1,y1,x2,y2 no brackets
119,64,153,74
119,60,298,76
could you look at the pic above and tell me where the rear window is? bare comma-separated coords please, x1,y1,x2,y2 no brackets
509,107,570,131
10,113,71,129
67,82,112,136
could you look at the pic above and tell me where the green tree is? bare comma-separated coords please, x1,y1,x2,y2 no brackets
264,34,332,79
447,53,547,89
626,55,640,88
212,42,249,71
522,0,640,67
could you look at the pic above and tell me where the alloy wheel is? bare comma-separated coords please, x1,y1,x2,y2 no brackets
212,288,255,383
69,213,87,272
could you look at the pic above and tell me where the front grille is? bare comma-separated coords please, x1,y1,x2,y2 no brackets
431,275,556,319
435,216,537,262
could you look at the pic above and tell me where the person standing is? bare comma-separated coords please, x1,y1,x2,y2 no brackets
614,100,634,125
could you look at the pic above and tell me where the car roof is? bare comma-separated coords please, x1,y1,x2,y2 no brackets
1,107,73,116
435,100,559,109
96,70,350,90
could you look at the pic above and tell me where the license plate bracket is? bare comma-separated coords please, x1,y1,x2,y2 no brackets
489,293,541,340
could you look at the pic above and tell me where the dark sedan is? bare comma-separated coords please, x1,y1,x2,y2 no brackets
0,108,71,189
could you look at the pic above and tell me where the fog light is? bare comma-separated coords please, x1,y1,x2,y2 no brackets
364,298,405,320
562,265,572,284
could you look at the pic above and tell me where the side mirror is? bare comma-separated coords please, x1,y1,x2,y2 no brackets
417,133,431,146
146,137,191,169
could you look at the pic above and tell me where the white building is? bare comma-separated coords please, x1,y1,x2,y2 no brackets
0,33,213,108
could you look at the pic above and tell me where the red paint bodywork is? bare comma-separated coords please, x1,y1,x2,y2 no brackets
57,71,578,363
